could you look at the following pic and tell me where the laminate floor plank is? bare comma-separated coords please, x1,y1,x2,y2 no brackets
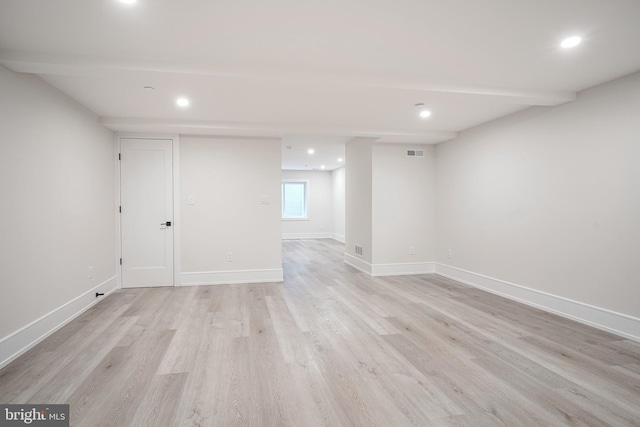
281,291,313,333
555,384,640,426
310,290,463,424
0,293,136,403
381,332,542,426
451,285,621,343
172,326,226,426
312,309,459,423
303,318,408,426
326,284,401,335
470,355,614,426
1,239,639,426
157,306,213,375
614,362,640,377
128,372,189,427
67,328,175,426
246,283,271,323
27,315,140,404
246,318,298,427
516,335,640,408
264,293,312,365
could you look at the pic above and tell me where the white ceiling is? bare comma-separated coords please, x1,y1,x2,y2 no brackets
282,135,348,171
1,0,639,170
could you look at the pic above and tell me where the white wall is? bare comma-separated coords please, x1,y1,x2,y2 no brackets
345,138,374,264
345,140,437,275
372,144,436,266
281,170,333,239
436,72,640,320
0,65,116,364
331,167,346,242
180,136,283,284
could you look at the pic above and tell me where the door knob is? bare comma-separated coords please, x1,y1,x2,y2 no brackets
161,221,172,227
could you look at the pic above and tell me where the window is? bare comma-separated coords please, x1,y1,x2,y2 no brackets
282,180,308,219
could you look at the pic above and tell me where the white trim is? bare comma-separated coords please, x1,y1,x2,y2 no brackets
114,136,122,289
344,253,372,275
332,233,346,243
435,263,640,343
179,268,284,286
344,254,435,277
172,136,181,288
282,232,332,240
371,262,435,277
0,276,118,369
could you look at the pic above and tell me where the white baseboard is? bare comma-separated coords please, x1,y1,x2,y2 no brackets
179,268,284,286
282,232,332,240
0,276,118,369
372,262,435,276
331,233,346,243
343,254,435,277
436,263,640,343
344,253,372,274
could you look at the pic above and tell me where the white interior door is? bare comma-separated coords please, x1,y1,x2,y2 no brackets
120,138,174,288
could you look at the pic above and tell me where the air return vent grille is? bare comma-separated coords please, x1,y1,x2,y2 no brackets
407,149,425,157
355,245,363,257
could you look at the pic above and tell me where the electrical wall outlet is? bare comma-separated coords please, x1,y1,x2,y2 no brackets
226,252,233,262
88,266,94,279
409,246,416,255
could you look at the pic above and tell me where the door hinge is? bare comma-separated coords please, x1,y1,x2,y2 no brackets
119,206,122,213
119,258,122,265
118,153,121,160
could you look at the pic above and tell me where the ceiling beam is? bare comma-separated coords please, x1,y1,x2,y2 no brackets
100,117,459,144
0,50,576,107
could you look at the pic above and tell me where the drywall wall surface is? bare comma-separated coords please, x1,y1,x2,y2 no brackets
0,65,116,339
435,72,640,317
180,136,282,273
345,138,374,263
372,144,436,264
332,166,346,242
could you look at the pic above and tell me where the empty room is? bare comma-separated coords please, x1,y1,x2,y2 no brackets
1,1,639,426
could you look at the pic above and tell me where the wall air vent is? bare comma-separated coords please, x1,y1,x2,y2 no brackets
407,150,425,157
355,245,363,257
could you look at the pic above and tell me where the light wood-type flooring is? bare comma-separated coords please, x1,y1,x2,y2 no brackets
1,239,639,426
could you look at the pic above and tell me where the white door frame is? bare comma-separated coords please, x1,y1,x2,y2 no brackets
115,134,181,289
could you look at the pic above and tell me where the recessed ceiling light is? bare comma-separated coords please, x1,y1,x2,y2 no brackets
119,0,136,4
176,97,189,107
337,158,343,162
308,148,315,154
560,36,582,49
320,165,326,170
415,103,431,119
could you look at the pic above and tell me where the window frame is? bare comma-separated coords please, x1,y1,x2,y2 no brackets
281,179,309,220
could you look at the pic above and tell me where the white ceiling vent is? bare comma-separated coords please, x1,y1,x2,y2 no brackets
406,149,425,157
